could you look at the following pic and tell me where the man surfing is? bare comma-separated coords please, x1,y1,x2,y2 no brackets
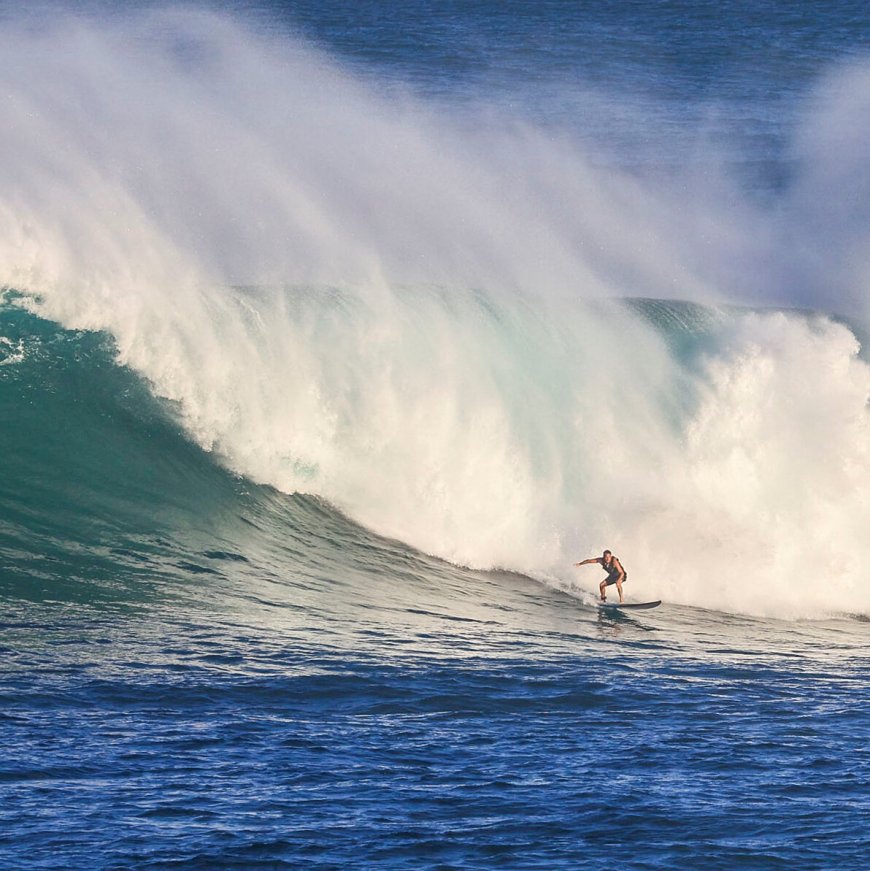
575,550,627,603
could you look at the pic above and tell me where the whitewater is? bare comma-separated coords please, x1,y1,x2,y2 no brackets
1,3,868,869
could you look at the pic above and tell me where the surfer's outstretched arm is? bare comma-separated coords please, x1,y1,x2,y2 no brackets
574,558,601,567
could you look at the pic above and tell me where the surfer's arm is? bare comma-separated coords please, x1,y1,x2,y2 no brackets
574,558,600,567
611,557,626,579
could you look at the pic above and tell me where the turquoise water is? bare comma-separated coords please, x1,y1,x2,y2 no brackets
2,2,870,868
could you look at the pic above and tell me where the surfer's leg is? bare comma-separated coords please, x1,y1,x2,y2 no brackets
615,578,624,603
599,580,607,601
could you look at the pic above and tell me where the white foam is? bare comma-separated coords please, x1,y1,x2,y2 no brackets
0,336,26,366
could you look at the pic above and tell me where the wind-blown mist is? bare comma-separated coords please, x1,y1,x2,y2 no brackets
2,9,869,617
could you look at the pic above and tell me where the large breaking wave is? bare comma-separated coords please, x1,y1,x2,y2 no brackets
2,9,869,618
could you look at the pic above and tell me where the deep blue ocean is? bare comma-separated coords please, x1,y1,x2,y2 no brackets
1,2,869,868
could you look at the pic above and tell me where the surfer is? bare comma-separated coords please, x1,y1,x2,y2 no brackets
574,550,627,603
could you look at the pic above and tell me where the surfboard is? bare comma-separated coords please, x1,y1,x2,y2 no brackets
599,600,661,610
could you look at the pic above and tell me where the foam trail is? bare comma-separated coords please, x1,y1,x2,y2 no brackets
1,9,869,618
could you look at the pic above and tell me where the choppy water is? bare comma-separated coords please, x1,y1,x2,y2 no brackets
2,583,867,868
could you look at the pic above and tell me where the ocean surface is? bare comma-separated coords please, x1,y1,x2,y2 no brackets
1,1,869,868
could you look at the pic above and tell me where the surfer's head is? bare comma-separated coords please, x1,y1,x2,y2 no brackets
602,549,612,561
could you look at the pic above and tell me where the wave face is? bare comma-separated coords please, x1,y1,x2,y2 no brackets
1,8,870,619
3,289,869,619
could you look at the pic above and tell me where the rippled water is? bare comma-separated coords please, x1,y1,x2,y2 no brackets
2,556,867,869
